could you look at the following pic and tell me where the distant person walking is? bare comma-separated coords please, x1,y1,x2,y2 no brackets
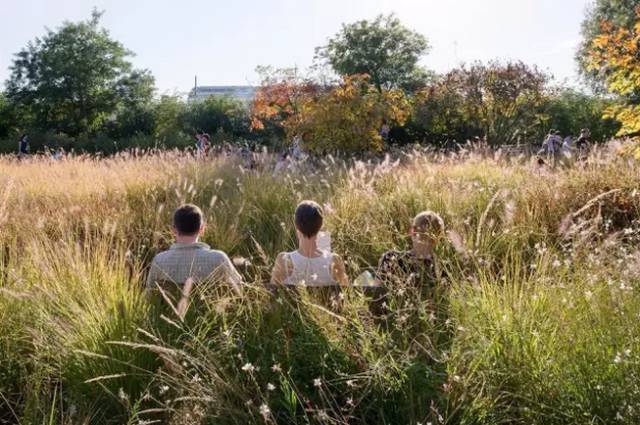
18,134,29,159
195,132,210,158
538,130,562,166
576,128,591,150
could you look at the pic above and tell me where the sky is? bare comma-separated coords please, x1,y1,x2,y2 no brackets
0,0,592,95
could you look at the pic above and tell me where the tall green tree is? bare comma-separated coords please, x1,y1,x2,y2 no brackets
410,61,550,145
0,93,15,139
316,14,429,91
577,0,640,89
5,10,154,137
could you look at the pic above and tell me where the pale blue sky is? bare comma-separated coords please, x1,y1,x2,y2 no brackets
1,0,591,94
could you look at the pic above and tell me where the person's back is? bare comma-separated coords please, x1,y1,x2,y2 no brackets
18,135,29,156
271,201,348,291
146,204,242,293
278,249,340,287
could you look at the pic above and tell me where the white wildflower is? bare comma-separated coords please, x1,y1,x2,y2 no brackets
242,363,255,373
313,377,322,388
259,403,271,418
271,363,282,373
267,383,276,391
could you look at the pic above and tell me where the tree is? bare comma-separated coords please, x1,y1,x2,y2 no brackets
411,61,550,145
543,89,620,142
153,95,188,144
316,14,429,91
5,10,155,137
577,0,640,89
185,96,250,140
287,74,411,153
0,93,16,140
249,66,320,136
587,6,640,157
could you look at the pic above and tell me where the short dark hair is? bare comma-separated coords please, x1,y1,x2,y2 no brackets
295,200,323,238
173,204,203,236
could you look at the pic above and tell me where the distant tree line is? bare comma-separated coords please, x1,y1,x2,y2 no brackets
0,5,632,155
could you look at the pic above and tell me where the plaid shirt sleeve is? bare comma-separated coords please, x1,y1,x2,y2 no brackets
220,252,243,288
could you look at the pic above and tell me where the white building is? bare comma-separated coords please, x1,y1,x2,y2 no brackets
187,85,256,103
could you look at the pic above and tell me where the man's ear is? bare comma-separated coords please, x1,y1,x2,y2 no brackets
199,223,206,235
172,225,178,237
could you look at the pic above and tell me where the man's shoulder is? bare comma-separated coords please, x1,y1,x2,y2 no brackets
151,249,172,264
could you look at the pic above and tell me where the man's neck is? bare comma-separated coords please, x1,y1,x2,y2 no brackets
175,235,199,244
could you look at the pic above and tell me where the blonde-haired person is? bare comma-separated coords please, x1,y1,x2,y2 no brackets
377,210,445,287
271,201,349,290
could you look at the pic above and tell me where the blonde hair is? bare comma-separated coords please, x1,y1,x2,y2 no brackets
412,211,444,239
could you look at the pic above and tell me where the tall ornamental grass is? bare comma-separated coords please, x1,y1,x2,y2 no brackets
0,146,639,424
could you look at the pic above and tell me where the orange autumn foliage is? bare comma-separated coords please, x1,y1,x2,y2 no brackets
588,6,640,157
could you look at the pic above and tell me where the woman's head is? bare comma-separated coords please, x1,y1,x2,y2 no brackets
294,200,323,239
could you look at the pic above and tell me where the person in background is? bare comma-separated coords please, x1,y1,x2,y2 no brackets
146,204,243,295
271,200,349,289
538,130,562,166
576,128,591,150
274,151,290,174
51,147,64,161
380,120,390,141
18,134,29,158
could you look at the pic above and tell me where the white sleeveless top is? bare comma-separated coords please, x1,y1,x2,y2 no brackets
282,250,337,287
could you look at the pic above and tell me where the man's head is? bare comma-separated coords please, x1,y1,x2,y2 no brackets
294,200,323,239
173,204,205,240
410,211,444,247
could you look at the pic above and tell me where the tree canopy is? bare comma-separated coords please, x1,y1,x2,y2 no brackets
5,10,154,137
316,14,429,91
577,0,640,89
587,6,640,150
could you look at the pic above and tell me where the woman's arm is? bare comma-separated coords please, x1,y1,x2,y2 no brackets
271,252,291,286
331,254,349,287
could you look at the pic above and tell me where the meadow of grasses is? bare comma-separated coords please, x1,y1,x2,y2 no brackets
0,145,639,424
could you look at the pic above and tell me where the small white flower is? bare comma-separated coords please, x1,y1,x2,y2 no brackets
158,385,169,395
259,403,271,418
346,379,355,387
614,353,623,364
271,363,282,373
242,363,255,372
584,290,593,300
313,377,322,388
267,383,276,391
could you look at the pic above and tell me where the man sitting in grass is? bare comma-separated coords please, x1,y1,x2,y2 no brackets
146,204,242,295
